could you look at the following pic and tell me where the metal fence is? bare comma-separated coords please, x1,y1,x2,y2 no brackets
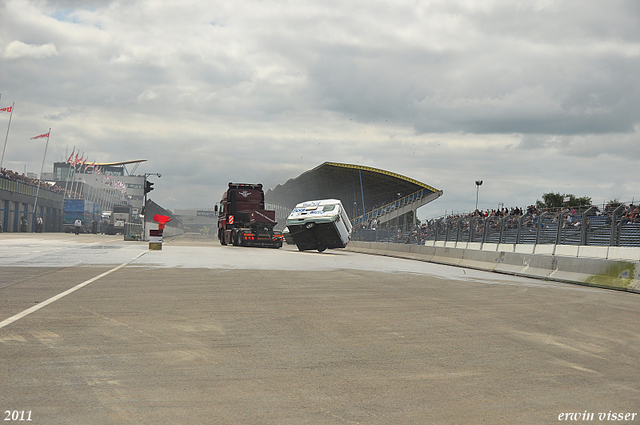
352,206,640,247
124,222,143,238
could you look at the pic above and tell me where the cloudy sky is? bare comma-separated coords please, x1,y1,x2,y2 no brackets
1,0,639,219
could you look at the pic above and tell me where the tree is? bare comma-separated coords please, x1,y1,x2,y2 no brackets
572,196,592,207
537,192,564,209
607,198,623,208
536,192,592,210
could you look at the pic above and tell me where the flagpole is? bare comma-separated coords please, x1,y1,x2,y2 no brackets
70,162,77,198
71,163,78,198
63,146,75,199
71,153,83,198
32,128,51,232
72,169,77,198
78,159,87,200
0,102,15,171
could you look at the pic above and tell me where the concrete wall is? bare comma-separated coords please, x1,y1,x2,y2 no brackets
424,240,640,261
348,241,640,294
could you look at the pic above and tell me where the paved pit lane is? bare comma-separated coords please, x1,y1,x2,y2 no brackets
1,233,638,424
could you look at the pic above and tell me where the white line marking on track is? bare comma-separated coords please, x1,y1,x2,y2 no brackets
0,251,147,330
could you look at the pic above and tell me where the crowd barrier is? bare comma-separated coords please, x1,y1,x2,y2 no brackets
353,206,640,247
346,241,640,294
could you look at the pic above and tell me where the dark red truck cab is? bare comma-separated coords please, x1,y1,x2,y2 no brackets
216,183,283,248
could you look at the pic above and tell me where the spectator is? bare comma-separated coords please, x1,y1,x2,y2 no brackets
36,216,43,233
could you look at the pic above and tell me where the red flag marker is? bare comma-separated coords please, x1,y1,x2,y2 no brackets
31,132,50,139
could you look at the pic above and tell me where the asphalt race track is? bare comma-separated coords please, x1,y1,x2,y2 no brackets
1,233,638,424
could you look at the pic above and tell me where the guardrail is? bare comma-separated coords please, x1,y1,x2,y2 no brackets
352,206,640,247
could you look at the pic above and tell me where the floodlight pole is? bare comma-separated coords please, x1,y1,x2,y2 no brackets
475,180,483,211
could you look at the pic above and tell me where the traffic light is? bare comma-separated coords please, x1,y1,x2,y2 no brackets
144,180,154,194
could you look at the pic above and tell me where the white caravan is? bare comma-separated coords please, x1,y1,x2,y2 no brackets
286,199,352,252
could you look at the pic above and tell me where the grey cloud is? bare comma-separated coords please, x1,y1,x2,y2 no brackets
518,131,640,159
4,41,58,59
43,0,116,8
306,40,640,136
44,107,82,121
267,1,640,138
2,0,640,213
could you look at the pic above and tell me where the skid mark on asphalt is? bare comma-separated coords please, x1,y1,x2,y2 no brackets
0,333,27,344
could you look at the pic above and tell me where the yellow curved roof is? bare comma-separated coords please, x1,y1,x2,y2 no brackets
92,160,147,166
265,161,442,210
325,162,439,193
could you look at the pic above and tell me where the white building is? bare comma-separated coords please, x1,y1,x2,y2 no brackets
52,160,147,215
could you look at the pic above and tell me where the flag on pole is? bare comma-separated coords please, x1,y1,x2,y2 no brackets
66,148,75,163
1,102,16,172
31,132,50,139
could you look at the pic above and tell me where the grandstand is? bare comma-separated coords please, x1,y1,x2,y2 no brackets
265,162,443,230
1,167,64,232
352,203,640,247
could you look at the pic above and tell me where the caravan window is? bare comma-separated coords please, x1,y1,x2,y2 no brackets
323,205,336,212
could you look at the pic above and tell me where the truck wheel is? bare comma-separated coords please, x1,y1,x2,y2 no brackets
317,246,327,252
219,229,227,245
297,245,309,251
